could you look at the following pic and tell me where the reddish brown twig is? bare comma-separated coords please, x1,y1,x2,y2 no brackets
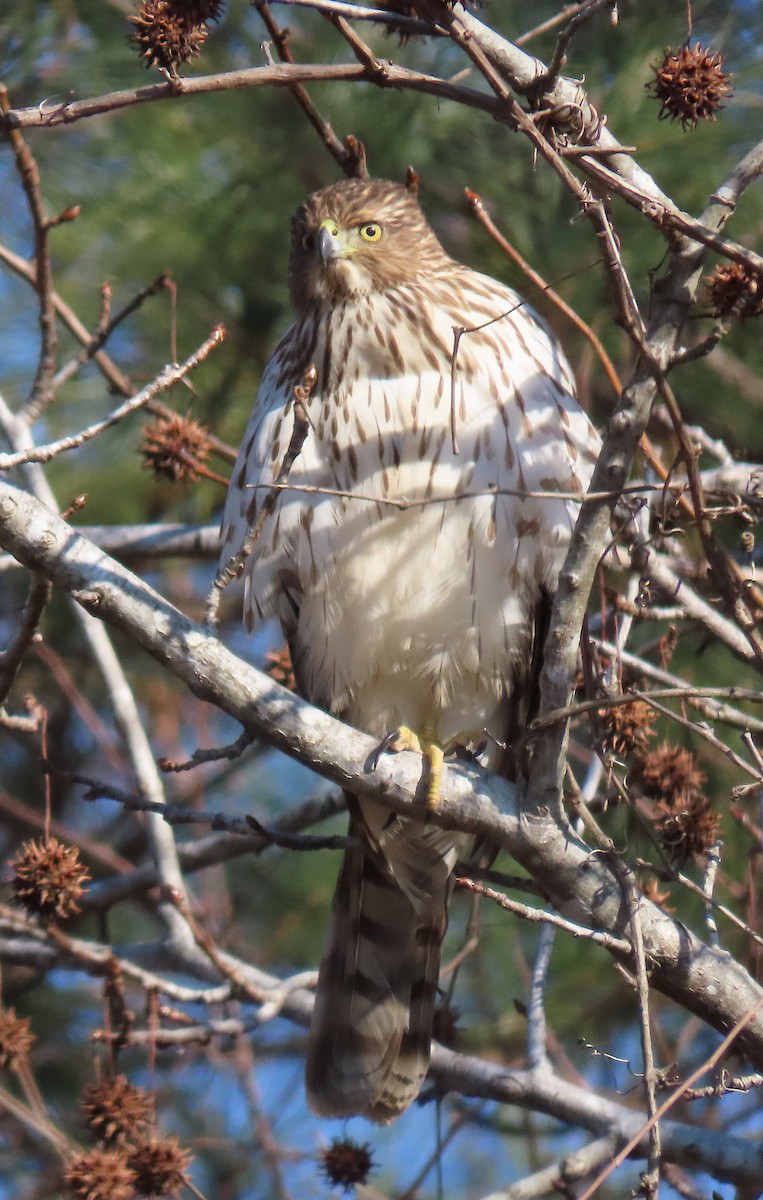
0,86,57,419
52,273,173,393
465,186,622,395
255,1,368,177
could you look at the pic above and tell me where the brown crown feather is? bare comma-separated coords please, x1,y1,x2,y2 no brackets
288,177,453,311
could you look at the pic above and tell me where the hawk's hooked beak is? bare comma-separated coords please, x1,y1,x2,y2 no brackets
317,219,350,265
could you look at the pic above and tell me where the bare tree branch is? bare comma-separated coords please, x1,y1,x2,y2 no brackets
1,481,762,1068
1,904,762,1187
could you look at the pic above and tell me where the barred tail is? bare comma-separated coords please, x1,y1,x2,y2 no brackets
306,830,445,1124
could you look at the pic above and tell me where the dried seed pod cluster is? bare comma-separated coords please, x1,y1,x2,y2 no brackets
66,1073,193,1200
631,741,705,804
127,1135,194,1199
647,43,732,129
705,261,763,320
130,0,224,77
10,836,90,920
376,0,422,45
64,1147,138,1200
599,698,657,758
82,1075,156,1144
631,741,719,863
0,1006,36,1071
141,412,215,483
320,1138,375,1192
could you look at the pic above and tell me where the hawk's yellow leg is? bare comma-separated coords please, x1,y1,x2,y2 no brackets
372,723,446,810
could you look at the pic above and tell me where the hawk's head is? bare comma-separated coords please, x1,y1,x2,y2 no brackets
289,177,453,312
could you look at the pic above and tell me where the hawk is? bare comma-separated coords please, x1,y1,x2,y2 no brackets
220,177,599,1123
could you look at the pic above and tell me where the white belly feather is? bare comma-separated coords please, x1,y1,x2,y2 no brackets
220,274,599,745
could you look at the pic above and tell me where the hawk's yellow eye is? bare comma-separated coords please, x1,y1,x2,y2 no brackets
358,222,383,243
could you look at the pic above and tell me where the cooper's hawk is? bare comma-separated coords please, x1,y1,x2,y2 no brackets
220,177,599,1123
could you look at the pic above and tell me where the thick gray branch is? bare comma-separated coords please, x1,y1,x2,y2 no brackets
431,1046,763,1187
527,132,763,830
450,2,671,204
1,480,762,1068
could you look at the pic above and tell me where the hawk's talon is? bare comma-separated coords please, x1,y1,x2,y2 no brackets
367,727,411,772
381,725,423,756
370,725,446,810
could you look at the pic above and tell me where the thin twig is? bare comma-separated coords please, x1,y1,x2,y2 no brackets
464,187,622,396
0,327,225,471
1,62,507,129
0,1083,71,1159
50,272,172,393
255,1,367,176
479,1136,618,1200
526,923,555,1071
530,685,763,734
159,730,253,772
531,0,615,98
0,87,57,419
27,919,236,1005
70,769,351,849
678,1072,763,1101
702,841,722,949
579,152,763,280
623,869,662,1196
577,994,763,1200
565,787,662,1192
455,877,631,953
515,3,597,46
272,0,441,31
651,367,763,665
0,239,133,395
0,575,51,704
592,637,763,734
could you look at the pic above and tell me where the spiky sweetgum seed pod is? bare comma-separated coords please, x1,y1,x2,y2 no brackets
64,1147,137,1200
141,412,213,482
320,1139,375,1192
630,741,705,807
599,698,657,757
10,836,90,920
172,0,225,22
127,1136,193,1198
705,262,763,320
374,0,421,45
374,0,458,44
82,1074,156,1143
0,1007,36,1071
130,0,208,76
655,796,721,864
647,43,732,129
432,996,461,1047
